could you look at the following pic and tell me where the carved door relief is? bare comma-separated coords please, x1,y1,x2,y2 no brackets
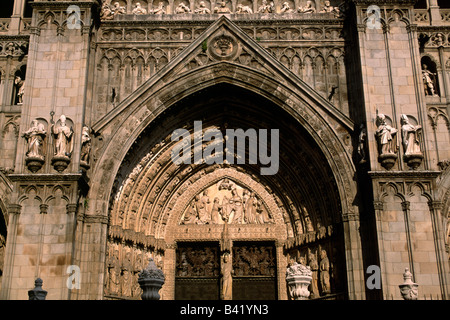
232,241,277,300
175,242,221,300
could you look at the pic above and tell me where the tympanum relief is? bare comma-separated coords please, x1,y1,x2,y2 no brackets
179,178,274,225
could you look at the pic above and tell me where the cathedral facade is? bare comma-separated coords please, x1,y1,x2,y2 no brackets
0,0,449,300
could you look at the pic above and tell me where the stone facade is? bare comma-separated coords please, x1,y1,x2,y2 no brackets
0,0,448,300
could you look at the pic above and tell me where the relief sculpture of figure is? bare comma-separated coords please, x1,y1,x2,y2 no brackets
257,0,274,13
230,188,244,224
151,2,166,14
132,2,147,14
214,0,231,13
211,197,222,224
400,114,422,156
236,4,253,14
175,2,191,13
111,2,126,16
23,119,46,159
319,249,331,295
197,190,211,224
194,1,211,14
280,2,294,13
100,1,115,20
51,115,73,158
375,114,397,156
221,252,233,300
299,0,316,13
107,249,121,295
121,251,133,297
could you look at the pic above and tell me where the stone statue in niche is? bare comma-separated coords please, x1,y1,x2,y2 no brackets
375,114,398,170
80,125,92,171
236,4,253,14
221,252,233,300
214,0,231,13
23,119,47,172
14,76,25,105
132,2,147,14
400,114,423,169
23,119,46,160
175,2,191,13
132,254,143,297
51,115,73,158
299,0,316,13
151,2,166,14
194,1,211,14
422,64,438,96
51,114,73,172
280,2,295,13
257,0,274,13
319,249,331,295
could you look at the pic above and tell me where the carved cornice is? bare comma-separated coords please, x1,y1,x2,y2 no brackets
83,214,109,224
368,170,441,180
8,173,83,182
31,1,101,9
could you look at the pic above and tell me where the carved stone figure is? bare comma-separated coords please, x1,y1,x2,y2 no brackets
280,2,294,13
194,1,211,14
107,249,121,295
375,114,397,156
51,115,73,158
211,197,222,224
319,249,330,295
23,119,46,160
400,114,423,169
198,190,211,223
299,0,316,13
151,2,166,14
422,64,437,96
121,251,132,296
80,125,92,170
320,0,335,13
358,124,367,164
214,0,231,13
132,254,143,297
257,0,274,13
308,250,320,298
100,1,114,20
236,4,253,14
175,2,191,14
400,115,422,156
111,2,126,16
14,76,25,105
230,188,244,223
221,252,233,300
132,2,147,14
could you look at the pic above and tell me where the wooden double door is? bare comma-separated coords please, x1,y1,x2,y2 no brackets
175,241,277,300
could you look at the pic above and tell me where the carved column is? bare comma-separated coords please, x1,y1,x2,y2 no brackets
401,201,416,281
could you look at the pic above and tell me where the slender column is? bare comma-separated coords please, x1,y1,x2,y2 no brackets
428,201,450,299
401,201,415,281
0,204,21,300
